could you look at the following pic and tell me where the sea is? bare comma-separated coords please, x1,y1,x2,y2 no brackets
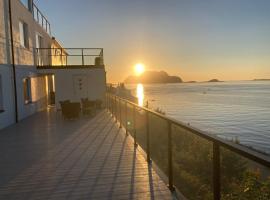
126,81,270,155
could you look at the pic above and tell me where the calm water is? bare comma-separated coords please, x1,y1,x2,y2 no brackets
126,81,270,154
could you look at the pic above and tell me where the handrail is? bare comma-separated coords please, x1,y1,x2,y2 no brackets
108,93,270,167
35,48,104,67
106,93,270,200
37,48,104,50
32,3,51,35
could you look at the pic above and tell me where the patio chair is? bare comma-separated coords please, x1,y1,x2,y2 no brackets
60,100,80,119
65,102,81,119
59,100,70,119
95,99,103,109
81,98,96,116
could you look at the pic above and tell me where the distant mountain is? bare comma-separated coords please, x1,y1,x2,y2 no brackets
124,71,182,84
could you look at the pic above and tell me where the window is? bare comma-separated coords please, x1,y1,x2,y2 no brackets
36,33,44,65
36,33,43,49
0,75,3,112
20,0,32,11
19,21,29,48
23,78,32,104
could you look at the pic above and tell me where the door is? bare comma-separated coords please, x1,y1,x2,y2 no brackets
36,33,44,66
73,75,88,100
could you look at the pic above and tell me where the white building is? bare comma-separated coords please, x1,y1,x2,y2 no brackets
0,0,106,130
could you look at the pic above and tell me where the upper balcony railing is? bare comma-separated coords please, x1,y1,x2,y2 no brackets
106,93,270,200
32,2,51,35
36,48,104,68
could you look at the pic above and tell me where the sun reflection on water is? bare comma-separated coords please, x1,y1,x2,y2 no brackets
136,84,144,107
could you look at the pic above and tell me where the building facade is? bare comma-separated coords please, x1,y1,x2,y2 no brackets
0,0,106,130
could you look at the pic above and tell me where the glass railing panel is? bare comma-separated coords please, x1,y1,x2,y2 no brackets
66,56,83,66
220,147,270,199
83,56,96,66
172,124,213,199
106,96,109,111
115,97,119,121
135,107,147,151
149,113,169,176
126,103,135,137
120,100,126,128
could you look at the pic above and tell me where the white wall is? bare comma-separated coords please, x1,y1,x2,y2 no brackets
16,66,48,120
0,64,15,129
0,0,53,129
38,68,106,109
0,0,52,65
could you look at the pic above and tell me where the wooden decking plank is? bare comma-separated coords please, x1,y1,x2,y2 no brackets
0,110,174,199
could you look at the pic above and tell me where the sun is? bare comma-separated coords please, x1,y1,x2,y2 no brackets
134,63,145,76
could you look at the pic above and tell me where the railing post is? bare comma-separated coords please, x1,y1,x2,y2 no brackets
119,98,122,128
49,24,51,35
108,94,110,112
125,102,128,136
37,10,39,23
46,20,48,33
113,96,116,119
133,105,137,147
60,48,63,66
167,121,175,191
105,93,107,110
213,142,221,200
146,111,151,163
111,94,113,115
115,96,117,121
106,93,108,111
82,49,84,66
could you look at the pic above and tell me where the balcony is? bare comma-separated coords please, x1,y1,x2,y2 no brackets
32,2,51,35
36,48,104,69
0,109,173,199
106,93,270,200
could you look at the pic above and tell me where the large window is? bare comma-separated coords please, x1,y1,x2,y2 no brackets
0,75,3,112
36,33,44,65
19,21,29,48
23,78,32,104
20,0,32,11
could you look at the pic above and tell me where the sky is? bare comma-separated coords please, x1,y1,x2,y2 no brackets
36,0,270,82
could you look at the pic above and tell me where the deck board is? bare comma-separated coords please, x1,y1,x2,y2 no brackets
0,110,173,199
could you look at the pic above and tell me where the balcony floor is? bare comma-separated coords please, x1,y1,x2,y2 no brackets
0,109,173,199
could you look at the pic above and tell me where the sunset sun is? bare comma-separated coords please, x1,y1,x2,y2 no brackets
134,63,145,76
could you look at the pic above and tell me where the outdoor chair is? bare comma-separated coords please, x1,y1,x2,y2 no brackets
59,100,70,119
81,98,96,116
95,99,103,109
60,100,81,119
66,102,81,119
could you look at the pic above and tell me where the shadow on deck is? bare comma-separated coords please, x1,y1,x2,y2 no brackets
0,109,173,199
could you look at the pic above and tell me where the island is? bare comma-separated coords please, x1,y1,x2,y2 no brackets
254,79,270,81
124,70,182,84
208,79,222,82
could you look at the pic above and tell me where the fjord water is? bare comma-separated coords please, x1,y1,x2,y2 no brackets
127,81,270,154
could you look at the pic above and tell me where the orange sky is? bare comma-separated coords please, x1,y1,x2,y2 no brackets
105,51,270,83
38,0,270,83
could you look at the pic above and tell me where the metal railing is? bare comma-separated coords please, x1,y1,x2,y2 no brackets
32,2,51,35
106,93,270,200
36,48,104,67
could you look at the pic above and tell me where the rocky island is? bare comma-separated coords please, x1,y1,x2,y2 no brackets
208,79,222,82
254,79,270,81
124,70,182,84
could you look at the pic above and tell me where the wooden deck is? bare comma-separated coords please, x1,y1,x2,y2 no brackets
0,109,174,199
